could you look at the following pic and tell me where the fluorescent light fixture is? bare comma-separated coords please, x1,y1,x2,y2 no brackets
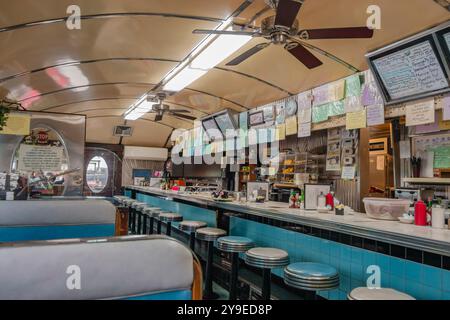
163,68,207,92
190,31,252,70
163,22,252,92
124,96,156,121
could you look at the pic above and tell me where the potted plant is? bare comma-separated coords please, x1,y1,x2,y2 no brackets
0,101,10,131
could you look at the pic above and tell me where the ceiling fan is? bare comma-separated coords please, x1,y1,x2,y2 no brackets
147,93,197,122
193,0,374,69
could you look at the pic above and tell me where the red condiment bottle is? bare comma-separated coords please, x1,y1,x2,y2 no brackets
414,200,427,226
325,192,334,209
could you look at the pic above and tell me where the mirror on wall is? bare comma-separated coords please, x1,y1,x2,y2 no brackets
86,156,109,194
11,126,69,196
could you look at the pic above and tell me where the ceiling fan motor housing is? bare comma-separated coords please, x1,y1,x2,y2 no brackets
261,15,299,44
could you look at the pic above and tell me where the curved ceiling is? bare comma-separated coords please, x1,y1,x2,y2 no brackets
0,0,449,147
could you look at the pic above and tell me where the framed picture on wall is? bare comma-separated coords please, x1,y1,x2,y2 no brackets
249,111,265,127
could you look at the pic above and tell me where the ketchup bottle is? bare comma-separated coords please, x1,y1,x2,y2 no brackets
414,200,427,226
326,192,334,210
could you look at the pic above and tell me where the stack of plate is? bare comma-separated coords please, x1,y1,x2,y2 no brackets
284,262,339,291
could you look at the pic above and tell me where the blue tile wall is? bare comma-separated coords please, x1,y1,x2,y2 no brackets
136,194,217,228
124,190,132,198
230,216,450,300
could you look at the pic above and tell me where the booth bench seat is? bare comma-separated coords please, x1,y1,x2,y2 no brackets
0,235,202,300
0,200,116,242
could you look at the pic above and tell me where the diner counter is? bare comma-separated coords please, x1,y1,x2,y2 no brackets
125,186,450,256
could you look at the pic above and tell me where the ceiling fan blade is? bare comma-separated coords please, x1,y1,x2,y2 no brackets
226,43,270,66
298,27,374,40
193,29,259,36
154,114,163,122
171,113,197,121
274,0,302,28
286,43,323,69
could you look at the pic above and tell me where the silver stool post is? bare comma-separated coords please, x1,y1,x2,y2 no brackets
179,221,207,251
196,227,227,300
159,212,183,237
245,247,289,300
217,236,254,300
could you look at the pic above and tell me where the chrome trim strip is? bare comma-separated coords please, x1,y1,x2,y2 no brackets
0,57,291,95
0,12,225,34
86,115,178,130
39,97,210,116
17,82,154,103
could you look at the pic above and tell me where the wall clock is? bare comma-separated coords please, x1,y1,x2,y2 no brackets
285,98,298,117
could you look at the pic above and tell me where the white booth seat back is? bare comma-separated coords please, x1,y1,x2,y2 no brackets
0,200,116,242
0,236,197,300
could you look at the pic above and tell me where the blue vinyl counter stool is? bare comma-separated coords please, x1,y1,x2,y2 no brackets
134,202,147,234
179,221,207,251
283,262,339,300
245,248,289,300
348,287,415,300
217,236,254,300
130,202,146,234
196,227,227,300
159,212,183,236
143,207,162,234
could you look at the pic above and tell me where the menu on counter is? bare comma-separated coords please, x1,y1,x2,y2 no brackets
372,40,448,101
405,98,435,126
18,144,64,172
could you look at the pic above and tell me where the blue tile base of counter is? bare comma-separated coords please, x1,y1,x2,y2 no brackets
230,216,450,300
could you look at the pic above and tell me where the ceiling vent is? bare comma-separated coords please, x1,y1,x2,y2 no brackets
113,125,133,137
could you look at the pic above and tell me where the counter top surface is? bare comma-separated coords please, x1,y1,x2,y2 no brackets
126,186,450,255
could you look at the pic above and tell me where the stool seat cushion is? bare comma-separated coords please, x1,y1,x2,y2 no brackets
217,236,254,253
348,287,415,300
245,247,289,269
179,221,207,232
159,213,183,222
195,228,226,241
285,262,338,280
246,247,288,260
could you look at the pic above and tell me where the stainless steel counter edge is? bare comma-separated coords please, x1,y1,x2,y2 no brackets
126,186,450,257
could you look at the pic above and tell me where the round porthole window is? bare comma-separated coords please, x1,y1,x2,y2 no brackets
86,156,108,193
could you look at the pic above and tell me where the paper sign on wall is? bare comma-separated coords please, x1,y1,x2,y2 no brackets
405,98,435,127
285,116,297,136
298,122,311,138
366,104,385,126
399,140,411,159
346,109,367,130
298,106,312,124
341,166,356,180
18,144,64,172
442,94,450,121
275,124,286,141
0,114,31,136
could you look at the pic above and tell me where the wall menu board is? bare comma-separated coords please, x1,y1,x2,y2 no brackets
367,21,450,105
214,112,237,137
436,25,450,68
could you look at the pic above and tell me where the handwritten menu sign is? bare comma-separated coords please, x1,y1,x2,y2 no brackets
405,98,435,126
18,144,64,172
366,104,385,126
372,41,448,100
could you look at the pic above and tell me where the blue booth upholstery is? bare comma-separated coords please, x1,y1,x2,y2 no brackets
0,200,116,242
0,235,199,300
